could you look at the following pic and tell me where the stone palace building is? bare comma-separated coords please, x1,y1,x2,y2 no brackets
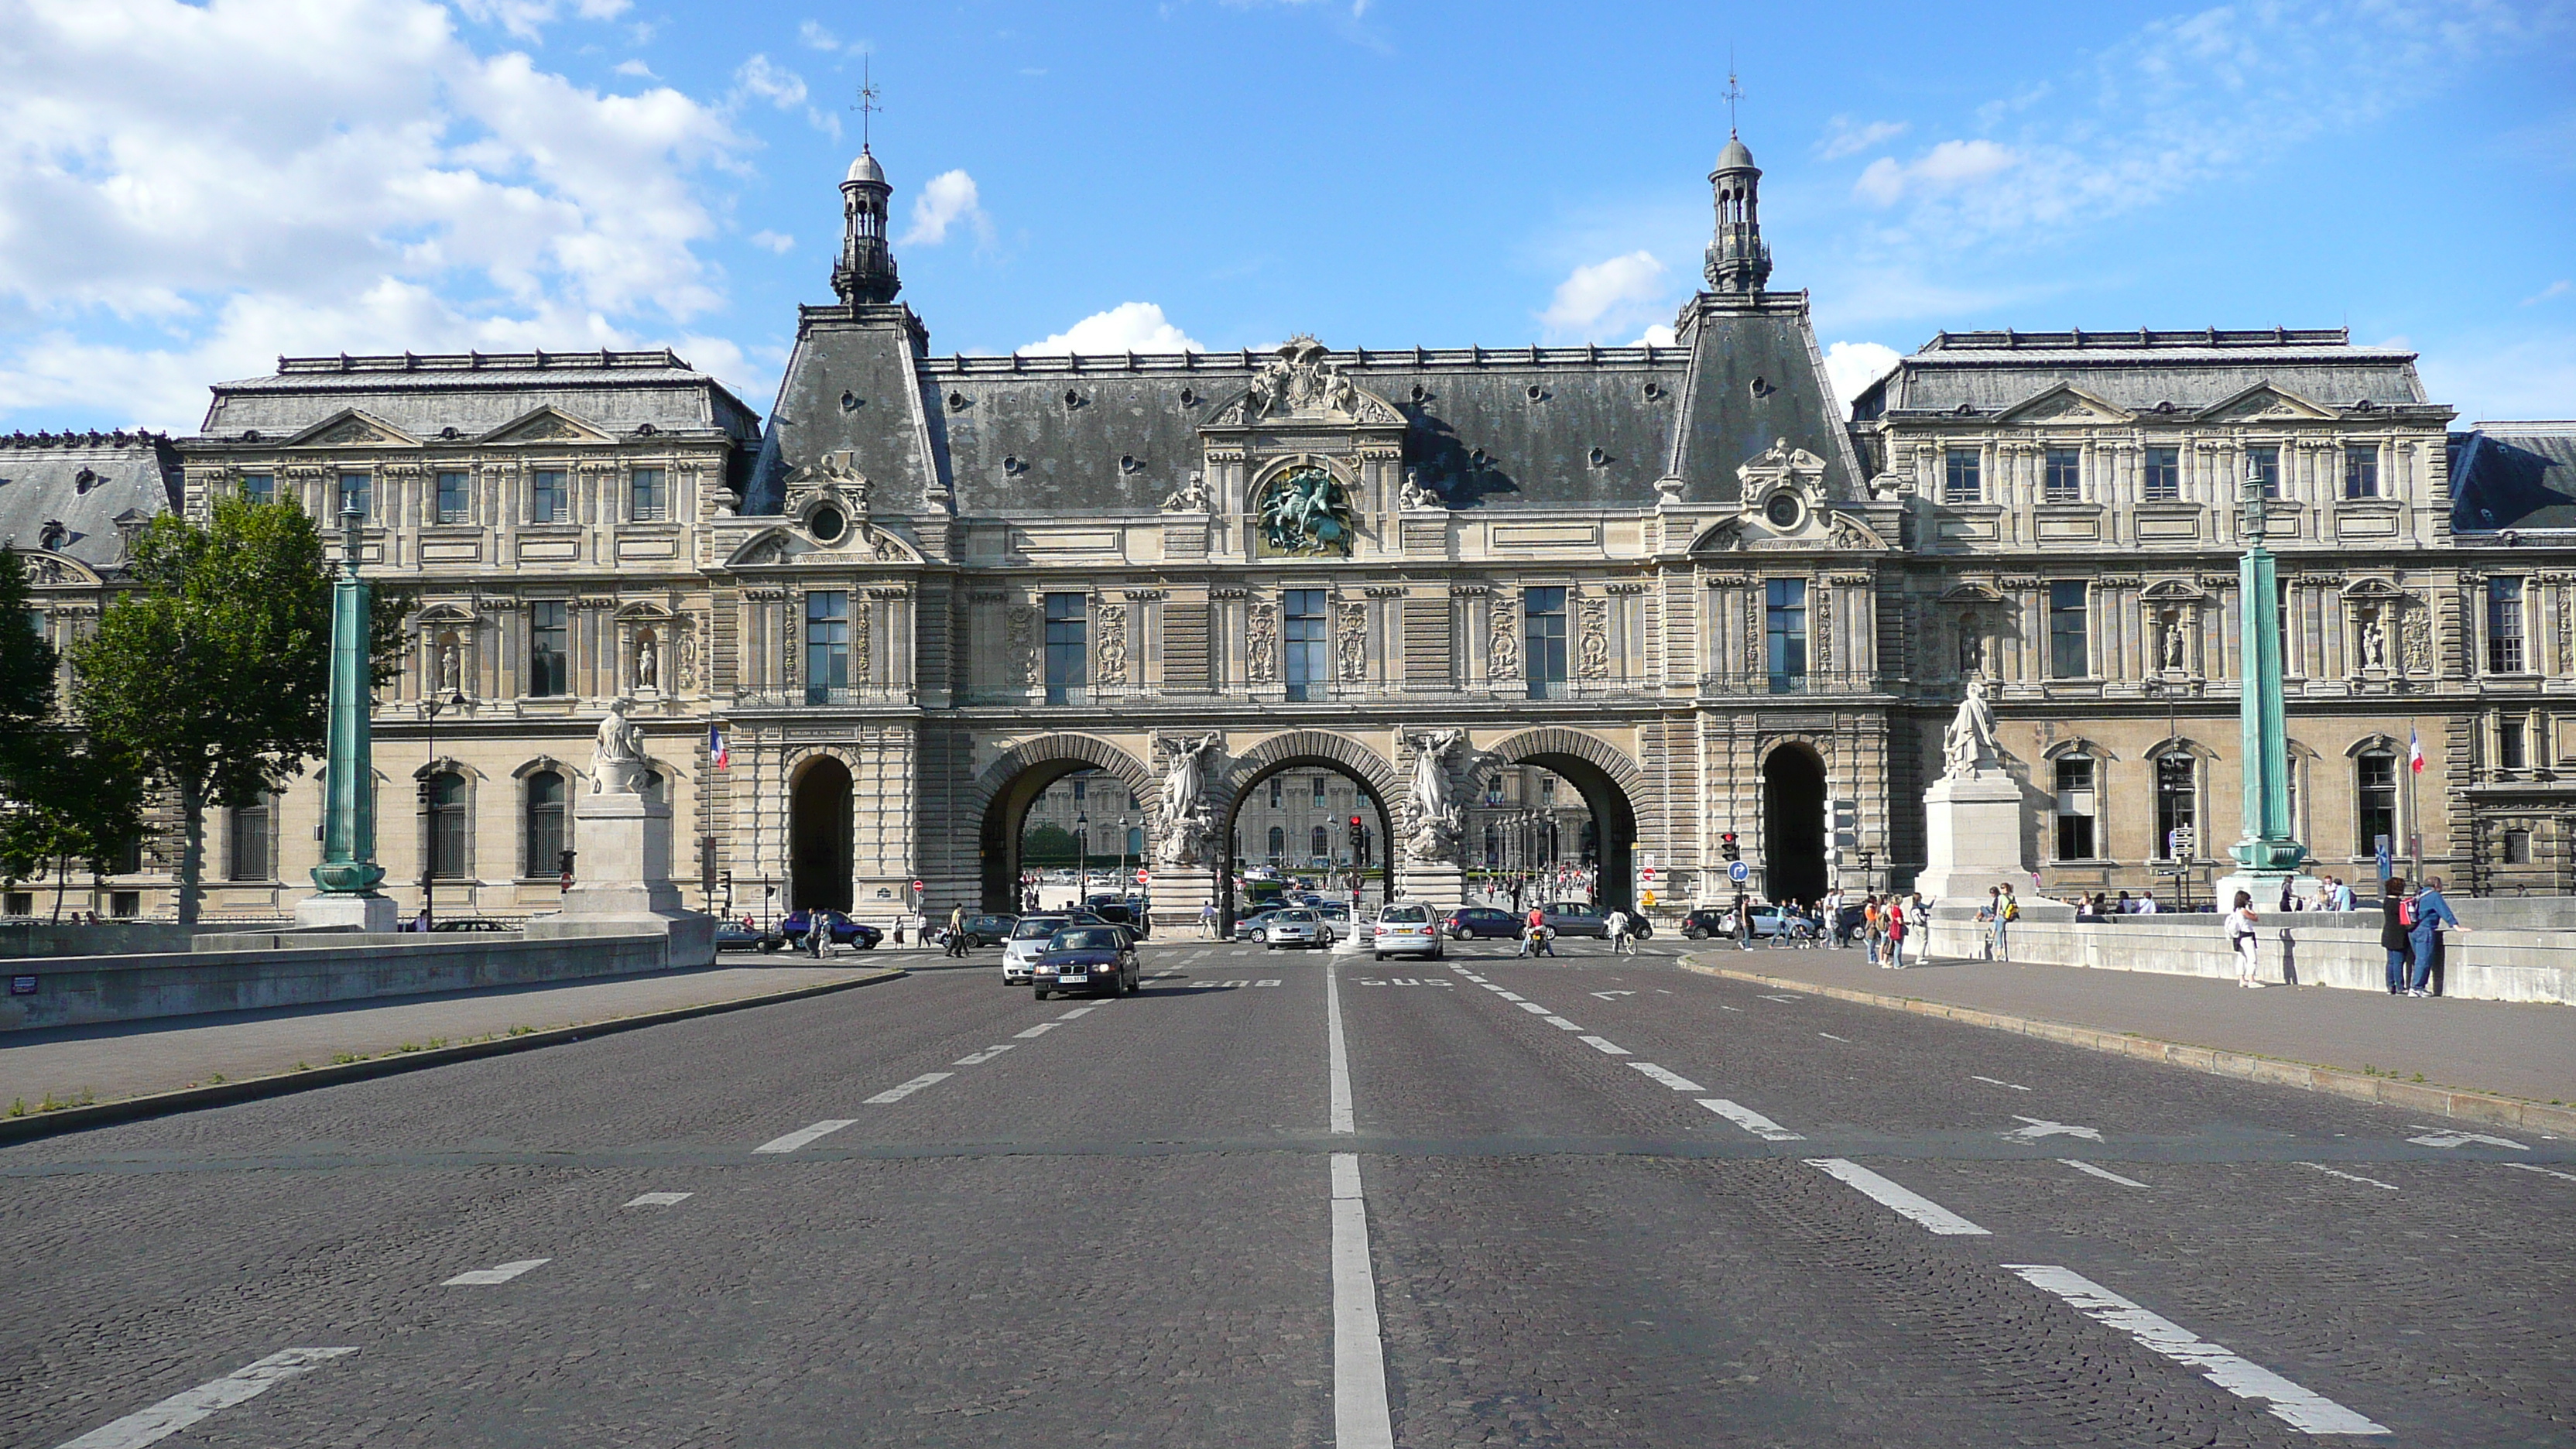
9,134,2573,925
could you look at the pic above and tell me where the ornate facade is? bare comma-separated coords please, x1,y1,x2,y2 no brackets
9,134,2571,924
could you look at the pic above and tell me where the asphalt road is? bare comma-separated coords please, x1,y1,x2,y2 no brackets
4,938,2569,1446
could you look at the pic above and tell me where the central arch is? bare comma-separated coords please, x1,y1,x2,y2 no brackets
790,755,853,912
1211,730,1403,930
969,735,1157,912
1762,742,1828,905
1478,728,1648,913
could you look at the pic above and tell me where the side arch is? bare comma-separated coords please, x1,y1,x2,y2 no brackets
1479,727,1651,913
969,734,1157,911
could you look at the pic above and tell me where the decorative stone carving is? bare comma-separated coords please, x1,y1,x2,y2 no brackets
1486,597,1519,680
436,635,462,694
1008,606,1036,685
312,415,391,446
2356,607,2388,670
1254,465,1356,557
1095,601,1129,687
1958,615,1984,677
1577,598,1609,680
1161,471,1211,512
677,628,697,692
1814,587,1833,670
1653,474,1687,505
591,698,648,795
1403,728,1467,863
1233,336,1402,425
635,632,658,690
1398,467,1444,511
1735,437,1828,495
1336,601,1368,682
2401,600,2430,676
1941,679,2001,779
2156,610,2187,671
1248,603,1278,682
784,450,872,513
1155,732,1224,868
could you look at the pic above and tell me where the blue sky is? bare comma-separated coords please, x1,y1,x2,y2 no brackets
2,0,2570,433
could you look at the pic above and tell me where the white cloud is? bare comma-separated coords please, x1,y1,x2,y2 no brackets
1822,341,1903,412
902,170,993,247
2523,279,2572,307
734,53,806,108
0,0,749,430
797,19,868,54
1018,303,1202,356
1853,139,2018,207
1632,323,1677,348
613,58,656,78
748,231,794,255
1539,251,1670,341
453,0,630,43
1817,116,1908,161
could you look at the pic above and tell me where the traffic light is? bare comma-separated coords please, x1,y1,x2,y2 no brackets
1720,832,1740,863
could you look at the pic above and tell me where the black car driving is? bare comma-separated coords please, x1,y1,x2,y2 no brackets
1443,906,1523,940
779,910,884,951
1033,926,1140,1000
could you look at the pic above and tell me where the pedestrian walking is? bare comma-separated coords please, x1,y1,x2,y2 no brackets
2405,875,2468,997
945,903,970,957
1605,907,1639,955
2227,889,2266,987
1732,891,1752,951
1862,896,1882,966
1201,900,1218,938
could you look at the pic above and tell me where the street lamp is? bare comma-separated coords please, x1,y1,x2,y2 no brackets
1119,814,1134,882
417,688,467,930
1074,810,1089,894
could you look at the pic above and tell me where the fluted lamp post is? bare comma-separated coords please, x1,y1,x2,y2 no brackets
294,503,396,931
2216,456,2307,912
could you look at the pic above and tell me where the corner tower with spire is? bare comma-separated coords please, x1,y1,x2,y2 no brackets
831,147,901,305
1704,131,1771,295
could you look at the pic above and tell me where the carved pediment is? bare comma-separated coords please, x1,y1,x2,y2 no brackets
2193,382,2335,423
783,449,873,513
1687,518,1749,553
724,526,809,567
283,408,420,448
1735,437,1828,492
1939,581,2005,603
19,550,102,587
857,522,921,564
2339,577,2412,601
1215,337,1404,426
1994,382,2134,426
2140,578,2211,602
479,406,613,446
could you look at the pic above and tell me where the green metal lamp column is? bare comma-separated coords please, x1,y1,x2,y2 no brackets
310,505,386,897
2228,460,2306,876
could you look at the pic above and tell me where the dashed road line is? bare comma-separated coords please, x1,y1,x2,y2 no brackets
863,1072,954,1105
1757,993,1805,1003
2004,1115,2103,1142
1577,1035,1630,1056
2296,1162,2399,1190
2059,1159,2150,1188
53,1348,359,1449
1699,1098,1805,1142
622,1191,693,1208
1495,991,1527,1002
1972,1074,2032,1091
952,1045,1017,1066
1013,1023,1060,1039
2502,1162,2576,1184
1807,1158,1989,1235
444,1258,550,1286
754,1119,855,1153
1057,1006,1096,1019
2406,1127,2527,1150
1513,1001,1550,1014
1329,1153,1396,1448
2005,1264,2389,1435
1326,961,1356,1135
1541,1015,1584,1031
1817,1032,1851,1043
1628,1063,1706,1092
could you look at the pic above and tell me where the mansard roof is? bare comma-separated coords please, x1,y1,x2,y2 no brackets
197,348,762,444
752,292,1859,517
0,430,180,567
2450,421,2576,533
1861,326,2437,419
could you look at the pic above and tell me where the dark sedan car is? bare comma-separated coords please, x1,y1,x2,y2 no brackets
1539,903,1609,938
1033,927,1140,1000
779,910,884,951
1444,906,1523,940
429,917,510,933
714,920,783,952
930,912,1019,949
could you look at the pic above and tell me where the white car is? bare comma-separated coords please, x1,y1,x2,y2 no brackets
1260,908,1335,950
1371,901,1443,961
1002,914,1077,983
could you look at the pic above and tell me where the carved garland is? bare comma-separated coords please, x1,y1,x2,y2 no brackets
1095,601,1129,687
1577,598,1610,680
1336,602,1368,682
1486,596,1520,680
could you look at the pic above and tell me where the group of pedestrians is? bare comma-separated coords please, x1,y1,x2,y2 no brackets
2378,875,2466,996
1975,884,2020,962
1858,892,1920,969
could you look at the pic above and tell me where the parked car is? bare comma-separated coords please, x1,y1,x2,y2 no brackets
429,917,510,933
929,912,1018,949
1443,906,1523,940
1539,903,1610,938
1372,900,1443,961
1260,908,1334,950
779,910,884,951
1232,909,1283,943
1033,926,1141,999
1316,903,1353,927
714,920,783,952
1678,905,1792,940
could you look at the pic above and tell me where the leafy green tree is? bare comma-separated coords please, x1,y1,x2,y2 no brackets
0,741,146,921
69,495,344,925
0,548,55,771
1020,822,1081,867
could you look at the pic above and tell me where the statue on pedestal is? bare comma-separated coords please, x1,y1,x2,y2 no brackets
1155,732,1223,867
1941,678,2000,779
591,698,649,796
1406,728,1467,862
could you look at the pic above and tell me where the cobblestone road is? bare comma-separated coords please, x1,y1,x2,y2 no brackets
4,941,2568,1445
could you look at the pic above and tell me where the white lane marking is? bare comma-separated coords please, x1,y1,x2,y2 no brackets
1329,1153,1396,1448
1700,1099,1805,1142
1057,1006,1096,1019
1256,978,1283,987
1495,991,1526,1002
1807,1159,1989,1235
1629,1063,1706,1092
952,1045,1017,1066
1577,1035,1630,1056
1542,1016,1583,1031
2005,1115,2104,1142
1973,1075,2033,1091
2502,1161,2576,1184
2407,1128,2528,1150
863,1072,954,1104
53,1347,359,1449
1514,1001,1550,1015
2297,1162,2399,1190
1479,984,1509,993
1817,1032,1851,1043
755,1119,855,1153
1757,993,1805,1003
1013,1022,1059,1038
622,1192,693,1208
1589,990,1636,1000
2059,1159,2150,1189
2004,1264,2389,1435
1326,961,1355,1135
444,1258,550,1286
1714,1002,1742,1012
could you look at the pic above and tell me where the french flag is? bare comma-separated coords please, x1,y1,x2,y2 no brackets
2407,727,2424,775
709,724,729,769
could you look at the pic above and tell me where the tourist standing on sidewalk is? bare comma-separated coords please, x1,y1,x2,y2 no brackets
2406,876,2468,997
1995,885,2017,962
1885,898,1909,969
1861,896,1882,966
2227,890,2266,987
2137,890,2160,914
2379,878,2413,993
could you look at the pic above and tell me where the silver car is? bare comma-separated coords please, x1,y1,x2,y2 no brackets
1370,901,1444,961
1260,908,1335,950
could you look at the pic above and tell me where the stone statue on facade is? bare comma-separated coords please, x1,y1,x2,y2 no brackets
437,637,461,694
1941,678,2000,779
2158,612,2187,672
2358,610,2387,670
635,634,658,690
1399,467,1444,511
1155,732,1223,867
591,697,649,795
1957,622,1982,678
1161,471,1210,512
1405,728,1468,862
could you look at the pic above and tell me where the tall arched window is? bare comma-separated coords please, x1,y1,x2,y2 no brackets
1267,825,1285,862
425,772,468,879
2355,752,2397,859
226,796,270,882
1310,824,1329,861
525,769,567,878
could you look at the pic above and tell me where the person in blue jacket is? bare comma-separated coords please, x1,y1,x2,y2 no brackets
2406,875,2470,997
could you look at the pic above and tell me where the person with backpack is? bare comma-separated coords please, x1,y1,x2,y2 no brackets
2405,875,2468,997
2227,889,2265,987
1995,885,2019,963
2379,878,2413,993
1884,898,1909,969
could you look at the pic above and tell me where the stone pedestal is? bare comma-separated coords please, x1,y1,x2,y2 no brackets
1149,868,1216,936
526,790,715,967
1913,769,2029,908
2212,869,2304,918
293,891,397,932
1396,860,1466,913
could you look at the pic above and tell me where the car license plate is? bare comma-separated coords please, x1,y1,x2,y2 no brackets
1058,969,1087,981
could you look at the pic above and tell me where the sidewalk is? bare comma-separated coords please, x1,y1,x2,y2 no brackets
1680,946,2574,1110
0,961,891,1112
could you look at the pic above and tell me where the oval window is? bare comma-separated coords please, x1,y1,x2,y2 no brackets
1764,494,1800,529
809,505,847,543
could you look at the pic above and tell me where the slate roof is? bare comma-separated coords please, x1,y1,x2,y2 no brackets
2449,423,2576,532
753,294,1858,516
0,432,180,567
198,350,762,443
1856,327,2434,416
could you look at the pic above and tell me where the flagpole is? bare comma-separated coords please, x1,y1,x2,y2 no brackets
2406,718,2421,886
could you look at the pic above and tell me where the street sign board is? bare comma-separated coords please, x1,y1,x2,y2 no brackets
1728,860,1750,884
2374,834,2392,884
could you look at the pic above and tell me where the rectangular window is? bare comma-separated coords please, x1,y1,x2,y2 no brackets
529,601,568,698
2343,446,2380,499
240,472,274,505
2486,577,2526,674
1072,778,1087,803
227,801,269,882
1311,776,1326,807
1284,589,1327,701
2499,714,2528,770
2143,447,2180,502
338,471,371,521
1269,778,1282,808
2249,446,2281,498
804,591,849,705
2054,758,2097,861
629,467,666,522
435,471,469,524
1764,577,1807,694
2043,447,2082,502
1524,587,1569,700
426,774,469,879
1043,593,1087,704
2156,755,2197,859
1944,448,1982,504
531,469,569,524
2048,581,2090,678
2504,828,2532,865
2356,755,2396,858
